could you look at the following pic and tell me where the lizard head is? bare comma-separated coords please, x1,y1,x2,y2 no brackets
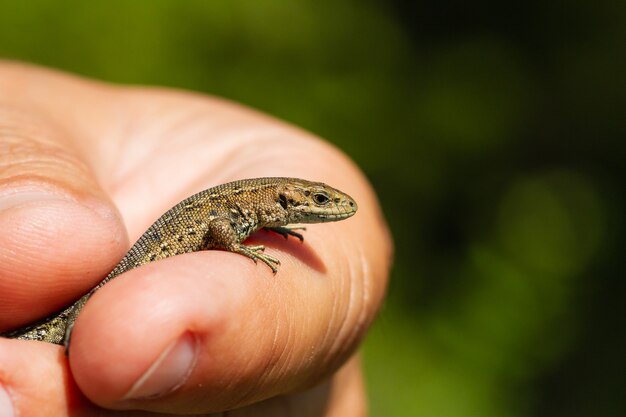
276,179,358,223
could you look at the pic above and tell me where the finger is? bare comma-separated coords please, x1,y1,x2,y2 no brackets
0,339,94,416
0,63,128,329
69,213,378,414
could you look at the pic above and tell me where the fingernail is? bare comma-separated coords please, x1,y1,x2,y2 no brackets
0,384,15,417
124,332,198,400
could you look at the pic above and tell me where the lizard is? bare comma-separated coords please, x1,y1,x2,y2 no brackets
0,177,357,348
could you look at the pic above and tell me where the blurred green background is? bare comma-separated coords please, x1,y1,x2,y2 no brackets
1,1,624,415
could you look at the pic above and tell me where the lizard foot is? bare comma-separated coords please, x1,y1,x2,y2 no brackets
264,226,306,242
237,244,281,273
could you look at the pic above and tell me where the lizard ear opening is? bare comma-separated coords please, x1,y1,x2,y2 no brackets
279,194,289,209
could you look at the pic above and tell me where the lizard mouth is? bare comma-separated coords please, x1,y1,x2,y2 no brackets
298,204,357,222
317,211,356,220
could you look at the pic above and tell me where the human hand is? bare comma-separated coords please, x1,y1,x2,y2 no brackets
0,62,392,416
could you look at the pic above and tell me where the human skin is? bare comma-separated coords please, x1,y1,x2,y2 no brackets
0,62,392,416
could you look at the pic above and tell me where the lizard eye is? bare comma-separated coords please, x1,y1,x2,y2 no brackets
313,192,330,205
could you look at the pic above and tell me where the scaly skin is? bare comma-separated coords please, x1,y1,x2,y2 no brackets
0,177,357,347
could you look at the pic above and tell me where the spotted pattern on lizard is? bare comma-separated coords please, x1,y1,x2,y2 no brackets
0,177,358,347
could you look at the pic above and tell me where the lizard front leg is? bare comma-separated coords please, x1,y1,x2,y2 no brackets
264,226,306,242
204,218,281,273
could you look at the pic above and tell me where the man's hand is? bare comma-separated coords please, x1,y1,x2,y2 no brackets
0,62,392,416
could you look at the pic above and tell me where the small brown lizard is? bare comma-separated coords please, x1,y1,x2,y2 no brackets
0,177,357,348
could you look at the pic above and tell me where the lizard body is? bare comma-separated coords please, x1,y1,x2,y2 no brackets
0,177,357,347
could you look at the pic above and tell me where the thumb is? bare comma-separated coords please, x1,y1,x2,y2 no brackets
0,65,127,330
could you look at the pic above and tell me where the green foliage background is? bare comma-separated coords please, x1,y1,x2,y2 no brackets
2,1,624,415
